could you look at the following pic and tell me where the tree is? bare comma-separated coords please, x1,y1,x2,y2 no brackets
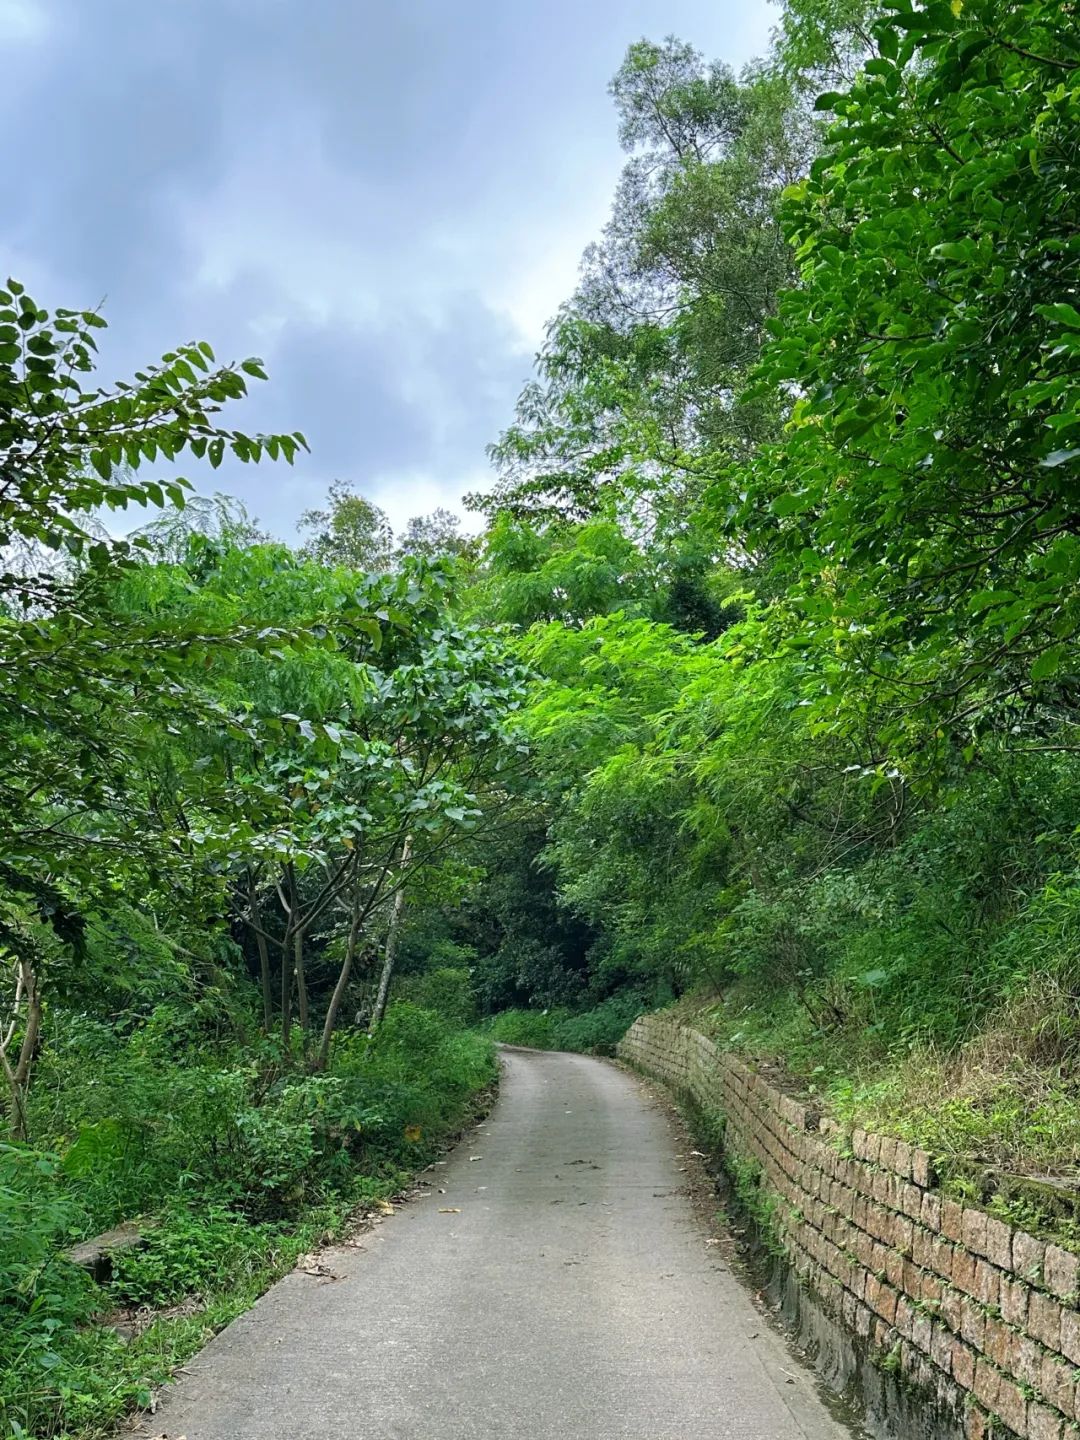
0,281,307,1125
730,0,1080,763
395,508,473,564
297,481,394,572
477,39,815,529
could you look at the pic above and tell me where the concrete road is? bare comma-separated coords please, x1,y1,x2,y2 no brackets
150,1048,849,1440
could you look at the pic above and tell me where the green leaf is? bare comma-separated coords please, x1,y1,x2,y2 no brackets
1031,646,1068,681
1037,303,1080,330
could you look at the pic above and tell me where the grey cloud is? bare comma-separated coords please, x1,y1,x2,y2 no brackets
1,0,772,536
203,283,531,537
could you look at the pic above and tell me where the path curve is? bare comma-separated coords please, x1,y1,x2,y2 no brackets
150,1048,850,1440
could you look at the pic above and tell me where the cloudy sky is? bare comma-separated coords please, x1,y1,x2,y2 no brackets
1,0,774,540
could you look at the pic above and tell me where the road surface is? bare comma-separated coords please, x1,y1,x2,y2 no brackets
149,1048,850,1440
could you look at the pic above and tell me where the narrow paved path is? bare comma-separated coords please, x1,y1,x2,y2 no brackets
150,1049,849,1440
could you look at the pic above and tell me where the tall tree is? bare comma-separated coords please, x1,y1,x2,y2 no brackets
477,39,816,529
298,481,394,572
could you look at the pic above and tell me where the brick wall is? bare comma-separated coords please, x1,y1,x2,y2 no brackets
619,1014,1080,1440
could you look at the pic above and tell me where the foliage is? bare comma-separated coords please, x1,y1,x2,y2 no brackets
299,481,473,573
550,994,649,1056
297,481,395,571
0,285,520,1438
729,0,1080,760
0,1002,494,1437
485,1009,569,1050
12,1,1080,1429
460,2,1080,1203
477,40,815,531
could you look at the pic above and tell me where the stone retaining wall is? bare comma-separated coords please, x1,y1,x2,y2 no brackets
619,1013,1080,1440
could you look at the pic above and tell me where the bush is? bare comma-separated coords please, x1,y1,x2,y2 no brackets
0,1144,97,1437
109,1204,268,1307
486,1008,568,1049
552,993,646,1054
396,967,475,1026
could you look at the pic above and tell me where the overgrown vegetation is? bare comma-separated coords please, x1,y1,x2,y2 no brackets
6,0,1080,1433
446,0,1080,1201
2,998,494,1437
0,299,510,1436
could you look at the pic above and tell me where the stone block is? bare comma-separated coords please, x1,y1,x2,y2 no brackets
1040,1353,1076,1421
1013,1231,1046,1284
941,1285,964,1334
931,1321,954,1374
983,1314,1011,1371
902,1182,925,1221
953,1248,979,1295
931,1237,957,1281
922,1191,943,1233
974,1259,1001,1308
963,1208,989,1258
914,1226,936,1268
994,1375,1027,1438
951,1336,976,1390
1044,1245,1079,1304
877,1278,901,1324
973,1358,1001,1414
960,1297,986,1352
892,1214,915,1257
942,1199,966,1244
1029,1290,1063,1351
1000,1275,1031,1329
1027,1401,1064,1440
912,1308,933,1353
984,1216,1014,1272
64,1222,146,1284
965,1403,990,1440
912,1148,935,1189
1009,1333,1043,1392
920,1270,944,1308
886,1249,906,1289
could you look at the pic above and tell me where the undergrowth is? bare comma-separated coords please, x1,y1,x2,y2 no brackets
485,992,647,1055
1,1002,495,1440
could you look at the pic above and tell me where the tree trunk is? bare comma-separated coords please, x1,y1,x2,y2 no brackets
1,957,41,1140
285,863,309,1045
369,836,411,1033
280,931,293,1047
294,926,309,1032
248,875,274,1031
315,896,364,1071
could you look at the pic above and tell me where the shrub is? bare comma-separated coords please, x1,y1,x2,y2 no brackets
109,1205,270,1307
486,1008,567,1049
397,967,476,1026
553,993,646,1054
0,1144,97,1437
